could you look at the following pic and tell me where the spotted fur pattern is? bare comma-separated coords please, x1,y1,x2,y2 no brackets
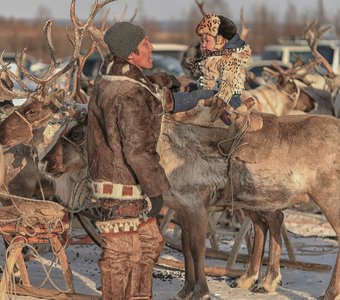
198,45,252,103
196,14,221,37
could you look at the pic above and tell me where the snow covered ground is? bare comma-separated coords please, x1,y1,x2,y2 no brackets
0,216,337,300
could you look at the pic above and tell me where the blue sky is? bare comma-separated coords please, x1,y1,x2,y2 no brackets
0,0,339,23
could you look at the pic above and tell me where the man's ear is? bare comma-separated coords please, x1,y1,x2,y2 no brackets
126,52,135,64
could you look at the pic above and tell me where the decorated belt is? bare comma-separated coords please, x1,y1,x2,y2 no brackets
100,198,149,220
91,181,145,200
96,217,141,234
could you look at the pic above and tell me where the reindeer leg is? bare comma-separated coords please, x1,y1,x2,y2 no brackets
189,208,210,299
173,211,195,300
318,249,340,300
253,210,283,294
313,196,340,300
231,210,267,289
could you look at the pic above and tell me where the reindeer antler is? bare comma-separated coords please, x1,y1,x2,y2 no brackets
66,0,116,103
304,20,335,78
0,67,30,100
195,0,206,16
240,7,251,40
0,51,32,94
15,19,76,88
15,0,115,93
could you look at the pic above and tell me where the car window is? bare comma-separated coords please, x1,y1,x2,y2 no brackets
289,51,313,64
248,66,266,77
317,46,334,64
83,52,102,79
248,63,289,77
153,50,184,61
262,51,283,61
83,51,185,78
144,54,184,76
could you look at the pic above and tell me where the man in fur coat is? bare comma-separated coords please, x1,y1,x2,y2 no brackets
87,22,174,300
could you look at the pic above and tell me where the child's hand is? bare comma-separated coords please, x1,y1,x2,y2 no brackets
210,97,227,122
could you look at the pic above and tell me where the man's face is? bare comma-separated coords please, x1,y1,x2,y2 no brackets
200,34,216,52
129,36,154,70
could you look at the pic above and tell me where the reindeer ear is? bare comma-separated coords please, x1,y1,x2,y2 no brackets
47,89,65,111
53,89,65,102
0,72,14,90
277,74,285,85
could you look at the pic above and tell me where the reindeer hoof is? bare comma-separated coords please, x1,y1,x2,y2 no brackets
252,286,268,293
172,290,193,300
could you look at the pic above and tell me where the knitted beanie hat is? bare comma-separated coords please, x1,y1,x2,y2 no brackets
104,22,147,58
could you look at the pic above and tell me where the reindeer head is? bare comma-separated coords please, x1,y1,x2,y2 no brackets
0,89,65,147
262,60,317,112
39,107,87,177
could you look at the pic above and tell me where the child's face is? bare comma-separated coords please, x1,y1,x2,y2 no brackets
199,34,216,52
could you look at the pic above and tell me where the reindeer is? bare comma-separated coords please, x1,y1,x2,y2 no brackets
0,0,115,229
34,11,339,300
35,57,339,299
37,99,340,300
38,107,92,213
304,21,340,119
156,108,339,300
246,60,335,116
34,35,339,300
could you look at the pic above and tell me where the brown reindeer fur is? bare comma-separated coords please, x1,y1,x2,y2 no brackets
36,95,339,300
39,122,92,212
0,90,64,147
159,108,340,300
0,129,54,205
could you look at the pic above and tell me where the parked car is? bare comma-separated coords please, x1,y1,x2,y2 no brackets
2,52,38,79
262,39,340,74
247,60,290,86
83,43,187,79
152,43,188,61
144,54,184,77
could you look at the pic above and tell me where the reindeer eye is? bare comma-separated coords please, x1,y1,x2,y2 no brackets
70,128,84,142
26,109,39,120
71,132,79,139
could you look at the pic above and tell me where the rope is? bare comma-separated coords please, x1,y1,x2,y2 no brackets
278,82,301,110
0,186,66,236
4,239,71,294
0,187,72,296
30,146,46,201
216,117,249,215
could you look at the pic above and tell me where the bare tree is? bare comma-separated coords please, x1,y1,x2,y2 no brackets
248,3,279,53
316,0,329,24
34,5,53,24
334,9,340,36
281,1,306,40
